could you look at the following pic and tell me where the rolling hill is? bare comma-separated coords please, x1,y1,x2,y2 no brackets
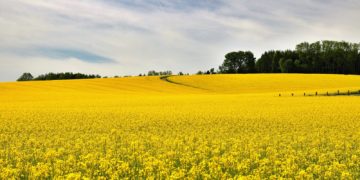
1,74,360,179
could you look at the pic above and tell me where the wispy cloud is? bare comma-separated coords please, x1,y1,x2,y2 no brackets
0,0,359,81
36,48,114,63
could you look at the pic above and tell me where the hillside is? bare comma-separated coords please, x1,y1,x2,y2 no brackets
1,74,360,98
1,74,360,178
0,76,203,102
168,74,360,94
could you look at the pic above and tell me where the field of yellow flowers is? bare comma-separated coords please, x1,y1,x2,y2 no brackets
0,74,359,179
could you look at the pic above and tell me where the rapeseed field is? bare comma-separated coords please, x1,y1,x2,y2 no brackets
0,74,359,179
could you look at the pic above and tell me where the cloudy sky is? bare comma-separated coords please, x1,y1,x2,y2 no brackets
0,0,359,81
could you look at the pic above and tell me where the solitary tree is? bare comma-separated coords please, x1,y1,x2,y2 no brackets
196,71,203,75
219,51,256,73
17,72,33,81
209,68,216,74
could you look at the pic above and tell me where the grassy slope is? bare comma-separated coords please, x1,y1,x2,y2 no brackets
1,74,360,97
168,74,360,94
0,76,204,102
0,76,202,94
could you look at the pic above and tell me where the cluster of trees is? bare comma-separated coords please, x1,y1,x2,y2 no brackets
255,50,298,73
216,40,360,74
215,41,360,74
256,41,360,74
17,73,34,81
177,72,190,75
138,71,190,76
196,68,216,75
17,72,101,81
147,70,173,76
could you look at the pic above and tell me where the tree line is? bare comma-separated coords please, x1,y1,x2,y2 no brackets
17,71,179,81
17,72,101,81
214,40,360,74
146,70,173,76
16,40,360,81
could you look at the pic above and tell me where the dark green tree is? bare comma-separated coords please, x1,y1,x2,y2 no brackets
271,51,283,73
219,51,256,73
196,71,203,75
279,59,294,73
256,51,273,73
17,72,34,81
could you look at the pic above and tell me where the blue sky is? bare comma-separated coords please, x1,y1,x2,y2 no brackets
0,0,360,81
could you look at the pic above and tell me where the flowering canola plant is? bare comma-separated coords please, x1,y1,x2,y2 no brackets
0,74,359,179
